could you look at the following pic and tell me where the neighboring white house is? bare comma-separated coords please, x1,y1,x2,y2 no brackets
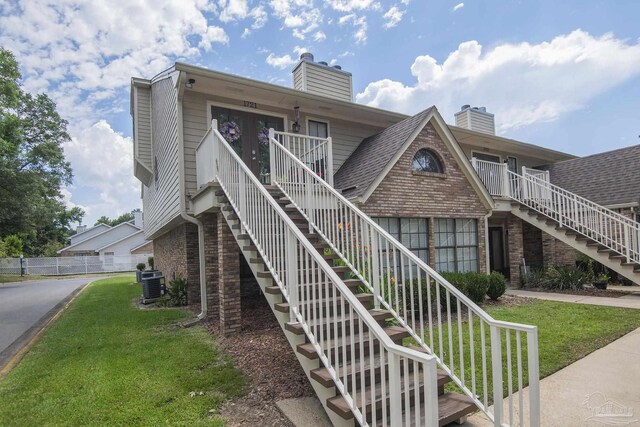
58,211,152,257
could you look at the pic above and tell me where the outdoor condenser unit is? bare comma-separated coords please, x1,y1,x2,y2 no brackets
142,276,165,300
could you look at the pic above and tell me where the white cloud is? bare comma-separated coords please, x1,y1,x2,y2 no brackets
241,28,252,38
266,52,297,69
383,6,404,29
313,31,327,41
250,5,268,29
327,0,376,12
63,121,140,224
218,0,249,22
356,30,640,132
269,0,322,39
453,2,464,11
199,26,229,51
60,188,92,218
338,13,367,44
293,45,309,56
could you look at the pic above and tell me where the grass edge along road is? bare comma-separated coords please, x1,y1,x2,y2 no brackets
0,276,245,427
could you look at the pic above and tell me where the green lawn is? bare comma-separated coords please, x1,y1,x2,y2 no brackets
0,277,244,426
410,299,640,401
0,272,134,283
0,274,49,283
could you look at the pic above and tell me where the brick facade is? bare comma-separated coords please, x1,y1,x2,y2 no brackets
153,223,198,300
217,214,241,334
541,234,576,268
506,215,524,285
361,124,490,273
131,241,153,255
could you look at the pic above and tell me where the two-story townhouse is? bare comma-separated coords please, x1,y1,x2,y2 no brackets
130,53,639,427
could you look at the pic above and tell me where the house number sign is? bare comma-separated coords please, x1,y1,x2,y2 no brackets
243,101,258,109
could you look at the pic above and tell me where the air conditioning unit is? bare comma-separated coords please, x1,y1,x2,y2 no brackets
142,275,165,301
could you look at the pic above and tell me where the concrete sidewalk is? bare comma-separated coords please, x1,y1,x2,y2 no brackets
463,327,640,426
506,288,640,309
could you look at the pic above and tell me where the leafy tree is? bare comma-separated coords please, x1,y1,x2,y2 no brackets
0,48,83,256
2,235,22,257
94,209,140,227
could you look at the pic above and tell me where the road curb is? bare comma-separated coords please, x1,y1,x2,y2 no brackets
0,280,93,380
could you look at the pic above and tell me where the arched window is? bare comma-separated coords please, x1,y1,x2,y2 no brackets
411,149,443,173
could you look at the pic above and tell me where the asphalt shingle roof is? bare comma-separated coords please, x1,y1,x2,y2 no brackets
334,107,433,199
545,144,640,207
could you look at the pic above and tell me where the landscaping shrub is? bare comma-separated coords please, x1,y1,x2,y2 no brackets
541,266,588,290
147,256,154,270
167,276,188,306
441,271,488,305
487,272,507,300
522,269,545,288
136,263,145,271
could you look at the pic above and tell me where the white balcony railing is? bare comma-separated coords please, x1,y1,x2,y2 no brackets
472,158,640,265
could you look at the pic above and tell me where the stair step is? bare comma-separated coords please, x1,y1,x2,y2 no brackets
297,325,409,362
311,355,450,390
327,383,475,426
285,309,393,337
586,241,604,248
275,293,375,317
597,247,614,254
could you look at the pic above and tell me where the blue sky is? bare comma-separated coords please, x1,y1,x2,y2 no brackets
0,0,639,227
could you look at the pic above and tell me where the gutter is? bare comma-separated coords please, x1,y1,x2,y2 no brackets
174,70,208,321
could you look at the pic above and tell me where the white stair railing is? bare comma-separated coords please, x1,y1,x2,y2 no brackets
207,121,440,426
514,169,640,265
273,130,334,186
472,159,640,265
270,134,540,427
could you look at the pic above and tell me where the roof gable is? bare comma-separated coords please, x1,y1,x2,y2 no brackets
334,107,493,209
58,222,141,253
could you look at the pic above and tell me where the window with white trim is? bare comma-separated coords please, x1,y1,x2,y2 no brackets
308,120,328,138
411,149,443,173
434,218,479,273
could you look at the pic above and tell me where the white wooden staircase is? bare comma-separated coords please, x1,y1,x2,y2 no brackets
195,124,541,426
473,159,640,284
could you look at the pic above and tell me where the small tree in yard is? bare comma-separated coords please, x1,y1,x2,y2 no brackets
147,256,154,270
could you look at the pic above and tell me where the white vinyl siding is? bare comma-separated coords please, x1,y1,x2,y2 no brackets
181,92,386,195
69,224,111,246
134,86,153,168
98,231,149,257
143,77,181,238
293,61,352,102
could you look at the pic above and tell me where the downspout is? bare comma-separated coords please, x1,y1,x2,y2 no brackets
174,70,208,321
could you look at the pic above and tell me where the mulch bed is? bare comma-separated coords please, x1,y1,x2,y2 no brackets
518,286,630,298
484,294,536,308
197,296,314,427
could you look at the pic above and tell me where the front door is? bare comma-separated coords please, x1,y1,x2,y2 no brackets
211,106,285,182
488,226,508,277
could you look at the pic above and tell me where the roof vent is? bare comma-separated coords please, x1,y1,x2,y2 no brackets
299,52,314,61
318,61,328,66
454,105,495,135
333,65,342,70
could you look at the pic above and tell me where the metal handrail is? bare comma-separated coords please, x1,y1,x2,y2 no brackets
209,121,439,426
270,134,540,426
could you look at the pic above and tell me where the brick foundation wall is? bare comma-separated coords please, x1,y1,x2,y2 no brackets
218,214,241,334
522,222,543,270
361,124,490,273
131,241,153,255
507,215,524,285
542,234,576,268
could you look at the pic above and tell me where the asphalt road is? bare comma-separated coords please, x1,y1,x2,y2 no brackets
0,277,98,359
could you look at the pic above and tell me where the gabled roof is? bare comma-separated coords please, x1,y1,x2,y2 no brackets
334,107,494,209
58,222,142,253
335,108,433,199
96,230,146,252
545,144,640,207
70,223,111,244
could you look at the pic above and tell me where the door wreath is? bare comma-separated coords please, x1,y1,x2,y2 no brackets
220,121,241,144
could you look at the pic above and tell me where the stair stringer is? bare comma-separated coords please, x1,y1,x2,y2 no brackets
218,203,354,427
510,205,639,284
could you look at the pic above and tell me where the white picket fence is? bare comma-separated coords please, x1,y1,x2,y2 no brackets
0,254,152,276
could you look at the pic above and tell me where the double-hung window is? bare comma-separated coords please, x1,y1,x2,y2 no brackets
434,218,479,272
373,218,429,278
